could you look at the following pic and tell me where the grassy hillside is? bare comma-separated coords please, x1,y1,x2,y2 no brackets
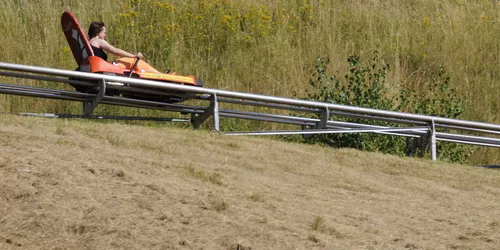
1,114,500,249
0,0,499,162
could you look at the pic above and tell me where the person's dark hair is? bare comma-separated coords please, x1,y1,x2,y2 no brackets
88,21,105,38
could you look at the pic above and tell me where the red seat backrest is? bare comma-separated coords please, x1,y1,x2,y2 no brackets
61,10,94,66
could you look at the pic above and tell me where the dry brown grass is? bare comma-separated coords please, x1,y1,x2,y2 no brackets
0,114,499,249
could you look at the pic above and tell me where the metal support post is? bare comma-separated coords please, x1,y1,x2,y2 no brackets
301,107,329,140
212,93,220,132
430,120,437,161
83,79,105,116
191,93,219,132
317,107,329,129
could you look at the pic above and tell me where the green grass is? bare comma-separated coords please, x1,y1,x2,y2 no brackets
186,165,225,186
1,0,499,162
311,215,325,231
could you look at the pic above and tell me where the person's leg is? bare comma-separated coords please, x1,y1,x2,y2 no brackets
114,58,161,73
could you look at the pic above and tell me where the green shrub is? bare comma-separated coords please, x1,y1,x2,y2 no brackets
298,51,474,163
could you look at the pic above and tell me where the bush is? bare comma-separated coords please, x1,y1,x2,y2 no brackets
298,51,474,162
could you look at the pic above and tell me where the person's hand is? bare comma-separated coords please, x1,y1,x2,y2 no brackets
136,52,144,60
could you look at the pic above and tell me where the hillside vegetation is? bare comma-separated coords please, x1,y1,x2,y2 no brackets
1,115,500,249
0,0,499,162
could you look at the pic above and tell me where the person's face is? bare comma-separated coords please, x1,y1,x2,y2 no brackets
98,26,107,39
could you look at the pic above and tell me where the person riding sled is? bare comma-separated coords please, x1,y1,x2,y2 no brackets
87,21,161,73
62,10,201,103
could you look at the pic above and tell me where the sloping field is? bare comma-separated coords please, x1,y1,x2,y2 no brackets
0,115,499,249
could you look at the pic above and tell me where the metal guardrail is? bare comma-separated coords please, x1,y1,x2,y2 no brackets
1,62,499,161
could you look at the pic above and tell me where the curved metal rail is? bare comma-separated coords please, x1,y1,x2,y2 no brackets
1,62,499,161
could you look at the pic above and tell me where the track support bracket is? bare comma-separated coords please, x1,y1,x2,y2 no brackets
191,93,219,132
317,107,329,129
429,120,437,161
302,107,329,139
83,79,105,116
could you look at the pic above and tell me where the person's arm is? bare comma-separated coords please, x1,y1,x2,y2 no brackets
98,40,144,59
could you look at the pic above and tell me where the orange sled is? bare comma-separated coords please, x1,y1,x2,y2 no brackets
61,10,202,103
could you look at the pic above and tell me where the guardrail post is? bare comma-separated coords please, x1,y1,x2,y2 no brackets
83,79,105,116
191,93,219,132
212,93,220,132
430,120,437,161
317,107,329,129
301,107,329,140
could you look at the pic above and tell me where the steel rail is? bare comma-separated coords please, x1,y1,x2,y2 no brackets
217,97,322,113
219,111,315,126
0,82,206,111
219,109,498,144
221,110,500,146
213,110,421,138
221,109,427,130
102,95,204,111
0,70,209,100
0,70,95,87
436,124,500,135
0,86,87,102
2,62,499,133
223,127,430,136
0,81,421,135
437,138,500,148
2,80,496,143
0,82,205,114
107,85,208,100
0,83,93,97
218,110,500,146
220,109,426,137
436,132,500,146
2,75,498,140
217,97,430,127
17,112,190,122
